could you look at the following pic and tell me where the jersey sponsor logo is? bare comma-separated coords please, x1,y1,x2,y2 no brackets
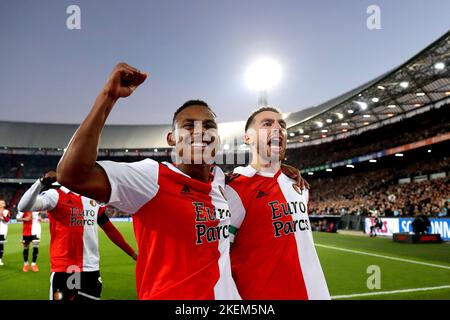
268,200,309,237
193,202,230,245
69,207,96,226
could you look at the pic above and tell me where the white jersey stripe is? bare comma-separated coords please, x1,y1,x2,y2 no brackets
211,168,241,300
81,197,100,272
277,173,330,300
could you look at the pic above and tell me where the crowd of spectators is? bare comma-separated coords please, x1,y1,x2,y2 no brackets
286,104,450,169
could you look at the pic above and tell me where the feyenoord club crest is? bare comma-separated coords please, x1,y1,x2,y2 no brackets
54,290,64,300
292,184,303,195
90,199,97,207
218,185,227,201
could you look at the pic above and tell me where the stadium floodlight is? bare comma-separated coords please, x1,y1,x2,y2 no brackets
307,172,314,176
303,135,310,138
321,129,328,133
363,122,370,125
154,148,158,152
341,122,348,126
354,101,367,110
400,81,409,88
414,103,421,107
245,58,282,106
289,132,295,137
326,119,332,123
377,85,385,90
363,114,371,118
427,149,431,153
416,92,425,97
326,168,332,172
387,104,397,109
369,159,377,163
387,113,394,117
395,153,404,157
336,112,344,119
371,97,379,103
342,128,348,132
347,109,354,114
315,121,323,128
346,164,355,168
298,128,304,134
125,149,129,153
434,62,445,70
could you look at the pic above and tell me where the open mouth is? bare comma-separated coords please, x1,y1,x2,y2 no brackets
267,137,283,148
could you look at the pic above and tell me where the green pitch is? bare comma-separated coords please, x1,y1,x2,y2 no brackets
0,223,449,300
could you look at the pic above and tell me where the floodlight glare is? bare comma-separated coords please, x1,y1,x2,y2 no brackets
245,58,282,91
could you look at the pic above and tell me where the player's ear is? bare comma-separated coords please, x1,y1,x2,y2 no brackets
244,132,251,145
167,131,176,147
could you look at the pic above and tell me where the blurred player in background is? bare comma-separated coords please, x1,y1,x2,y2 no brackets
225,107,330,300
16,210,42,272
0,200,11,266
18,170,137,300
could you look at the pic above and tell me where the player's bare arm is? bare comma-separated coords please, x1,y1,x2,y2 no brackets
57,63,147,203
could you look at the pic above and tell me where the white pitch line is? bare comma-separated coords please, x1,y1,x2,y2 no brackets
315,243,450,270
332,285,450,299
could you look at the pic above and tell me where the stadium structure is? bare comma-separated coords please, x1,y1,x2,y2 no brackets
0,30,449,238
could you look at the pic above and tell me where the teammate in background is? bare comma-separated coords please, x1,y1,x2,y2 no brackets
16,211,42,272
18,171,137,300
0,200,11,266
225,107,330,300
55,63,241,300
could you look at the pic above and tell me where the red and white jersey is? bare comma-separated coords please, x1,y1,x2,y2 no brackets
225,165,330,300
16,211,41,237
0,209,10,235
98,159,240,300
39,187,108,272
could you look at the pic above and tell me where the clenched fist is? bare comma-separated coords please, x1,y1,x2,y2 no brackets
103,63,147,99
40,170,57,187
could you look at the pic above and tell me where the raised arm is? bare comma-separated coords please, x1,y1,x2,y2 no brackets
56,63,147,203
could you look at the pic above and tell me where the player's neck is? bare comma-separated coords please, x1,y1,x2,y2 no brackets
176,163,212,183
250,156,281,174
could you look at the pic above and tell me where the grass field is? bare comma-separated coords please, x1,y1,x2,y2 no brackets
0,223,449,300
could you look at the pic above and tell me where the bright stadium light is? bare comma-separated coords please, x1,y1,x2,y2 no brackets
326,119,332,123
289,132,295,137
387,104,397,109
298,128,304,134
316,121,323,128
346,164,355,168
369,159,377,163
308,172,314,176
395,153,404,157
400,81,409,88
245,58,282,106
336,112,344,119
377,85,385,90
363,114,371,118
321,129,328,133
434,62,445,70
371,97,379,103
326,168,332,172
347,109,354,114
303,135,310,138
154,148,158,152
416,92,425,96
354,101,368,110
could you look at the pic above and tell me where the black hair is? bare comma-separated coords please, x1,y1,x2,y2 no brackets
245,106,282,132
172,100,216,128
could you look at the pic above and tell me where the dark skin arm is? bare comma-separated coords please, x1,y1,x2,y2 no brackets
280,164,310,190
56,63,147,203
99,220,137,261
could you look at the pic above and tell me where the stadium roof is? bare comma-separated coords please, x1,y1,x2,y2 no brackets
0,30,449,151
286,29,450,147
